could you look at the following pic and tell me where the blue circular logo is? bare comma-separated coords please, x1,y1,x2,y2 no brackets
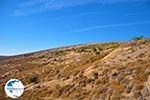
4,79,24,98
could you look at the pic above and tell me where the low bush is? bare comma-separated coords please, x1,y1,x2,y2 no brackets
133,35,144,41
28,74,38,83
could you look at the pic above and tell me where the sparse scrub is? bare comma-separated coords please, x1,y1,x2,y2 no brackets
92,47,97,52
1,38,150,100
38,54,50,58
28,74,38,83
111,45,119,49
77,46,103,55
41,61,50,66
38,55,46,58
77,47,90,52
55,50,64,55
133,35,144,41
92,47,102,54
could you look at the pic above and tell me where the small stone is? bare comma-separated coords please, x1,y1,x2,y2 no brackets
111,69,119,77
145,68,150,75
126,82,134,94
137,96,144,100
141,87,149,98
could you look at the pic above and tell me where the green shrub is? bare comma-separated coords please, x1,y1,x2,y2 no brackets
98,47,103,51
28,74,38,83
92,47,97,52
93,47,103,54
55,50,64,55
42,61,50,66
111,45,119,49
133,35,144,41
95,51,100,55
77,47,89,52
78,47,102,54
38,55,45,58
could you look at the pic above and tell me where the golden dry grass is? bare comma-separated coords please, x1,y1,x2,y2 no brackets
0,38,150,100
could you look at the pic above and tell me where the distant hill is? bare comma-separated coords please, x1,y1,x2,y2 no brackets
0,56,8,60
0,38,150,100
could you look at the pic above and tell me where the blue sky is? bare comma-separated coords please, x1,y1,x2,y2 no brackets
0,0,150,55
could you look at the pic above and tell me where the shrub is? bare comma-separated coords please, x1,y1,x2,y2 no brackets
28,74,38,83
133,35,144,41
38,55,45,58
95,51,100,55
92,47,97,52
41,61,50,66
92,47,103,54
78,47,89,52
55,50,64,55
111,45,119,49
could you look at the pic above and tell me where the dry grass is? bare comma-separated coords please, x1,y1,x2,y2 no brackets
0,38,150,100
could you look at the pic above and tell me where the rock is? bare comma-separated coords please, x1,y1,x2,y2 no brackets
141,76,150,99
107,87,113,95
141,87,149,98
137,96,144,100
132,84,143,93
111,69,119,79
93,72,99,79
145,67,150,75
126,82,134,94
116,75,123,82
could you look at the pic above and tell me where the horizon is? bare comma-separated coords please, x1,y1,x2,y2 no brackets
0,0,150,55
0,37,149,56
0,39,129,56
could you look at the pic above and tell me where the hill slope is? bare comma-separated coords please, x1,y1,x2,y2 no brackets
0,56,8,60
0,39,150,100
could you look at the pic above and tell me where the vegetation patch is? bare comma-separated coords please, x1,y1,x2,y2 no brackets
28,73,38,83
133,35,144,41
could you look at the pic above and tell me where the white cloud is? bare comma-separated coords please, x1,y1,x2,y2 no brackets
19,0,147,9
72,20,150,32
13,0,148,16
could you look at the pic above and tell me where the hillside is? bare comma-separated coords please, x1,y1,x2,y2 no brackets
0,38,150,100
0,56,8,60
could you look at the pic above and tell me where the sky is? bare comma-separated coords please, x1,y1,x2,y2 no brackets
0,0,150,55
